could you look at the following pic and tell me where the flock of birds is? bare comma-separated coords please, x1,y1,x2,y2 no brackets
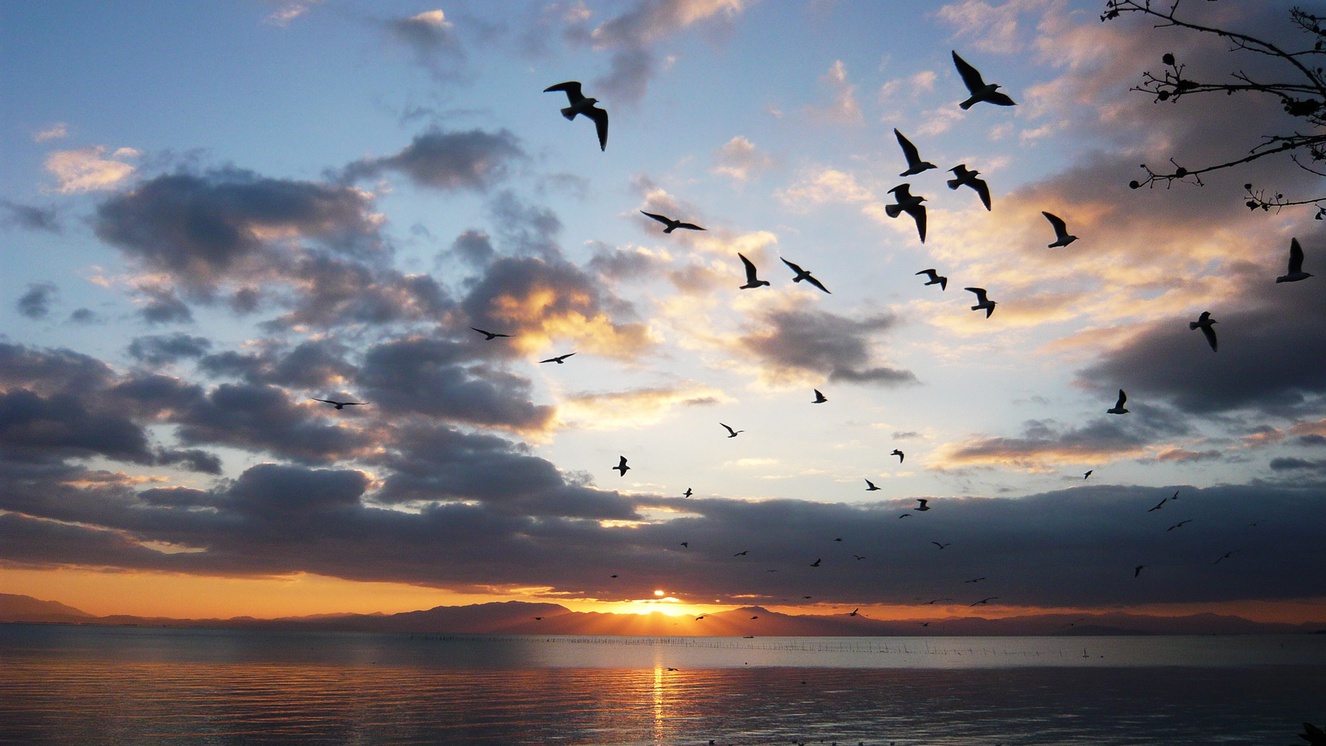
305,49,1314,620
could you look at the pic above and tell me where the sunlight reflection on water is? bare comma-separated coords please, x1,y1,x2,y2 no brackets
2,625,1324,745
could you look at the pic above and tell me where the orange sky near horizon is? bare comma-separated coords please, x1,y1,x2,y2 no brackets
3,567,1324,626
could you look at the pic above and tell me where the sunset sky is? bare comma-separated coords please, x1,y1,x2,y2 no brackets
1,0,1324,625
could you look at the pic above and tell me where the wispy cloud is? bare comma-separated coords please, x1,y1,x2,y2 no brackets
44,146,139,194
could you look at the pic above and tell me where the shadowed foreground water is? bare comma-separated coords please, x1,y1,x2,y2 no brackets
2,625,1323,745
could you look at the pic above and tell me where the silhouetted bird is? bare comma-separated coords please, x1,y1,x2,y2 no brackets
733,550,749,556
679,542,689,548
849,608,861,616
781,257,831,293
947,164,991,210
640,210,704,233
915,498,931,512
534,616,543,620
1189,311,1218,351
964,577,986,583
613,456,630,476
812,389,828,404
853,554,866,561
1276,237,1312,283
893,129,936,176
312,398,365,410
738,253,771,289
865,478,881,491
898,513,911,518
683,487,693,498
931,541,950,550
1165,519,1192,532
1083,470,1093,479
970,596,999,606
952,51,1016,108
965,287,996,317
1147,495,1168,512
1107,389,1129,414
695,615,705,621
810,558,822,567
544,81,608,150
916,268,948,290
470,327,510,340
1214,550,1238,564
540,352,576,364
891,449,905,463
720,422,743,438
885,183,927,242
1134,565,1146,578
1042,211,1077,248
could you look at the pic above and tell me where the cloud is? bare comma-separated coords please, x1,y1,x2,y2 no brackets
32,122,68,143
711,136,774,182
135,284,194,325
0,200,61,232
738,306,917,387
16,283,58,320
43,146,139,193
807,60,863,124
342,128,524,192
95,168,384,291
558,384,726,430
385,10,466,79
264,0,322,26
937,0,1059,54
776,167,874,207
127,334,213,366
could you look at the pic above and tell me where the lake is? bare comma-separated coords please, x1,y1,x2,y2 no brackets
2,624,1323,744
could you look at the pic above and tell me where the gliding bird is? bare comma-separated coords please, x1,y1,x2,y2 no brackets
311,397,365,410
812,389,828,404
470,327,510,340
1107,389,1129,415
916,269,948,290
947,164,991,210
737,253,771,289
1276,238,1312,283
780,257,831,293
952,51,1016,109
613,456,630,476
865,478,881,491
540,352,577,364
1189,311,1218,351
641,211,704,233
544,81,608,151
720,423,744,439
885,183,927,242
893,129,937,176
1042,211,1078,248
965,287,996,317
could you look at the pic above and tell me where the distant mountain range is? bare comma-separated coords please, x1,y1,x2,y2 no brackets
2,593,1321,636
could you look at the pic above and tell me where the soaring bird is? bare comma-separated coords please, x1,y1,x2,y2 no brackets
679,542,689,548
848,608,860,616
916,268,948,290
311,398,365,410
853,554,867,561
915,498,931,512
885,183,927,242
470,327,510,340
952,51,1016,109
540,352,576,364
544,81,608,151
1107,389,1129,415
810,558,822,567
1214,550,1238,564
964,577,986,583
1042,211,1078,248
970,596,999,606
613,456,630,476
720,422,744,438
947,164,991,210
812,389,828,404
893,129,936,177
1147,495,1168,512
1165,519,1193,532
1134,565,1146,578
865,478,881,491
737,253,771,289
733,550,749,556
1276,237,1312,283
683,487,693,498
781,257,831,293
965,287,996,317
891,449,905,463
1083,470,1093,480
641,210,705,233
931,541,950,550
1189,311,1218,351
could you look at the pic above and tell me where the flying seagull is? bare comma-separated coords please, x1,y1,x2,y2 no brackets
1276,237,1312,283
733,550,749,556
952,51,1016,109
1107,389,1130,415
680,542,689,548
1165,519,1193,532
540,352,576,364
964,577,986,584
931,541,951,550
1147,495,1168,512
1189,311,1218,351
737,253,771,289
1042,211,1078,248
810,558,822,567
893,129,937,177
916,268,948,290
470,327,510,340
885,183,927,242
1214,550,1238,564
1084,470,1093,480
640,210,704,234
781,257,831,293
914,498,931,512
613,456,630,476
311,398,365,410
853,554,867,561
1134,565,1146,578
544,81,608,151
865,478,881,491
970,596,999,606
683,488,693,498
965,287,996,317
812,389,828,404
891,449,905,463
720,422,744,438
947,164,991,210
848,608,860,616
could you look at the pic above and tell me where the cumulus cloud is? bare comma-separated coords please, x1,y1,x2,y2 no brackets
44,146,139,193
341,128,524,191
807,60,863,124
16,283,58,320
711,136,774,182
385,10,466,79
0,200,61,232
739,307,917,387
127,334,213,366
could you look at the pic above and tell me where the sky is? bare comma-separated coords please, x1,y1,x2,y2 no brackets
1,0,1324,624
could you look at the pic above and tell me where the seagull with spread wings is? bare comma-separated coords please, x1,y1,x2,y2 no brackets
812,389,828,404
1107,389,1130,415
893,129,937,177
1276,237,1312,283
544,81,608,150
865,478,881,491
311,397,365,410
640,210,704,233
1189,311,1218,352
613,456,630,476
737,253,771,289
781,257,831,293
885,183,927,242
471,326,511,340
965,287,996,317
540,352,576,364
947,164,991,210
720,423,744,439
916,268,948,290
952,51,1016,109
1042,211,1078,248
891,449,905,463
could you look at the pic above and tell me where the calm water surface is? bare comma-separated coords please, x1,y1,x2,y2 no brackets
2,624,1323,745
